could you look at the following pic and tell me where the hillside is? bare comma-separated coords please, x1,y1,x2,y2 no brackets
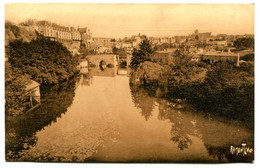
5,20,37,46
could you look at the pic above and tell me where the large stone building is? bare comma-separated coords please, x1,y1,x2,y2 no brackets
78,27,93,47
21,19,92,45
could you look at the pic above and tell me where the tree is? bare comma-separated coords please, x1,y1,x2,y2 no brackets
234,37,254,50
241,54,254,62
8,37,79,84
154,43,173,51
112,47,127,57
130,38,154,70
168,49,206,87
6,77,78,160
5,63,31,116
135,61,164,85
79,47,96,58
166,49,207,99
199,62,254,118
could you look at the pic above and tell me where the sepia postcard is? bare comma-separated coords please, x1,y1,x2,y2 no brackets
4,2,255,164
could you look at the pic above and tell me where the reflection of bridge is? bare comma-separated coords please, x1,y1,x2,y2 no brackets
86,54,119,67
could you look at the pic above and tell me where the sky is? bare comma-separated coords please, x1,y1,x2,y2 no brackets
5,3,255,39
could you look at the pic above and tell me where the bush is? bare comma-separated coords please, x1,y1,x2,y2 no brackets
241,54,254,62
112,47,127,57
5,63,31,116
79,47,96,58
8,37,79,84
234,37,254,50
188,62,254,122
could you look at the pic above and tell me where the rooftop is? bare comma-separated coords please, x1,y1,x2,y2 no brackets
25,80,40,90
201,52,238,57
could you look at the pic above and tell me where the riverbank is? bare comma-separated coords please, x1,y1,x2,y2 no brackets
129,59,254,129
5,69,254,162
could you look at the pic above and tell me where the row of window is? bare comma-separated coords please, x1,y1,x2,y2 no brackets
37,25,93,41
42,28,82,40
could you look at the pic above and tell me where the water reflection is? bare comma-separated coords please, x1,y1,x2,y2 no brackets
130,85,156,121
6,77,78,161
5,67,254,162
129,84,254,161
158,99,195,150
130,85,194,150
90,66,117,77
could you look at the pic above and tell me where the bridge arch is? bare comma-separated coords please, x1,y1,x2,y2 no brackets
87,54,118,68
99,60,107,70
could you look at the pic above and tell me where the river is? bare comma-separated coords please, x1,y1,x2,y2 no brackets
5,66,254,163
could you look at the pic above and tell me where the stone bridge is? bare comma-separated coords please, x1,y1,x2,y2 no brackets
86,54,119,67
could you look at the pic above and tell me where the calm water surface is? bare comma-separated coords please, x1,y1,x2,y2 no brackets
6,67,254,162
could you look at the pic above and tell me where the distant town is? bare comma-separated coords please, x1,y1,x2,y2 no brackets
5,17,254,162
5,18,255,112
19,19,254,59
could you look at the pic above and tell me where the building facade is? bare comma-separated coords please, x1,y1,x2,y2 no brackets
21,19,92,44
78,27,93,47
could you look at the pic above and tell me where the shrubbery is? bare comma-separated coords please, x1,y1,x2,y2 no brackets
234,37,254,50
190,62,254,120
5,63,31,116
8,37,79,84
130,38,254,123
112,47,127,57
6,36,80,116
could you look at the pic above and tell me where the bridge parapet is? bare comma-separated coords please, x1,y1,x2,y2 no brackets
86,54,118,66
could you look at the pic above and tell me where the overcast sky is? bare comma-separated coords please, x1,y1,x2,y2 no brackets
5,3,254,38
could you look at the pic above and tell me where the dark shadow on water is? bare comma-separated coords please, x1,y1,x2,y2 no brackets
129,83,254,162
5,76,79,161
130,85,156,121
130,84,193,151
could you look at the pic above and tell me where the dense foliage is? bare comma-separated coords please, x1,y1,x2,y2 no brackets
8,37,79,84
78,47,96,59
130,38,154,70
234,37,254,50
241,54,254,62
168,49,206,88
135,62,164,82
130,38,254,124
190,62,254,122
112,47,127,57
154,43,173,51
6,77,78,160
5,63,31,116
